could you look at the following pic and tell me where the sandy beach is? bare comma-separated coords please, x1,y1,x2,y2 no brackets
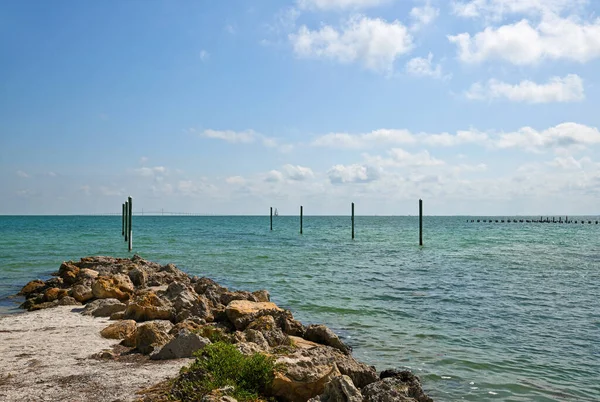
0,306,190,402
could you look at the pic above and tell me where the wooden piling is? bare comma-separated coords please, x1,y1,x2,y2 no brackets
419,199,423,246
300,206,303,235
122,203,125,236
270,207,273,231
128,196,132,252
351,202,355,239
124,201,129,242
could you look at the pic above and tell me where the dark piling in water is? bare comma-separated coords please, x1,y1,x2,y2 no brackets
419,199,423,247
351,202,355,239
128,196,132,252
300,206,303,235
270,207,273,231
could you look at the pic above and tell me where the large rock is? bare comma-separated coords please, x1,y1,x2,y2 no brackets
77,268,99,283
273,345,377,397
100,320,137,340
246,315,290,347
58,262,80,285
126,320,174,354
225,300,283,330
252,289,270,302
271,352,342,402
309,375,362,402
150,329,211,360
18,280,46,296
43,287,67,302
123,290,174,322
128,266,148,287
91,274,134,301
305,325,351,355
71,284,94,303
82,298,127,317
362,371,433,402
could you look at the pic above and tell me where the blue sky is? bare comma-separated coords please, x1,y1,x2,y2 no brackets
2,0,600,215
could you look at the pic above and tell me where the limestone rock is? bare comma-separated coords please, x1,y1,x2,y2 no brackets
150,329,211,360
225,300,283,330
110,311,125,320
28,301,58,311
271,353,342,402
168,318,206,336
128,266,148,287
289,335,320,350
82,298,127,317
123,290,174,322
58,262,80,285
18,280,46,296
305,324,351,355
71,284,94,303
362,371,433,402
247,315,290,347
243,329,270,351
220,290,257,306
129,320,174,354
56,296,81,306
91,274,134,301
100,320,137,340
77,268,99,282
43,287,63,302
310,375,362,402
252,289,270,302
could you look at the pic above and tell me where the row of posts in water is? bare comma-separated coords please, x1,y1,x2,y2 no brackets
270,200,425,246
468,217,599,224
121,196,133,251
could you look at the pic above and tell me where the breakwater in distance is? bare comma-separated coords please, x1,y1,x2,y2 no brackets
1,215,599,401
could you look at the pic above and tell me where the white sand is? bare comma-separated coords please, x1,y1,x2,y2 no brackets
0,306,191,402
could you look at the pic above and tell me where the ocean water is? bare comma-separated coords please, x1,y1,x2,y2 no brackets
0,215,599,401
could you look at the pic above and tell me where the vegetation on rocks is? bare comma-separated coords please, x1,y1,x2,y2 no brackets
169,341,278,402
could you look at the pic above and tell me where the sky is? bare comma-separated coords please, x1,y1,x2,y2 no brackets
1,0,600,215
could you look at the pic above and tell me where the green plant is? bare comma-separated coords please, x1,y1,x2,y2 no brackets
170,342,277,402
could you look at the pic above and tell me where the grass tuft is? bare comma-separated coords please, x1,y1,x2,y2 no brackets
170,342,277,402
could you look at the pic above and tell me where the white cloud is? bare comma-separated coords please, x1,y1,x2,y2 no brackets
47,171,57,177
365,148,445,167
265,170,285,182
282,164,315,180
203,129,257,144
201,129,293,152
549,156,588,169
200,50,210,62
410,1,440,30
139,156,149,165
405,53,444,78
289,15,413,72
448,15,600,65
226,176,246,185
312,129,416,148
16,170,30,178
134,166,167,177
421,130,489,146
494,123,600,151
297,0,391,10
466,74,585,103
452,0,589,20
225,24,236,34
328,164,381,183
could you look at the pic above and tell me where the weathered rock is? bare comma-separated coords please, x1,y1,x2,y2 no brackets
150,329,211,360
289,335,321,350
56,296,81,306
271,352,342,402
146,263,190,286
225,300,283,330
45,277,64,289
71,284,94,303
220,290,257,306
252,289,270,302
128,320,174,354
123,290,174,322
362,371,433,402
273,345,377,396
194,277,228,305
18,280,46,296
305,324,351,355
58,262,80,285
77,268,99,282
128,267,148,287
82,298,127,317
43,287,64,302
110,311,125,320
100,320,137,340
247,315,290,347
91,274,134,301
243,329,270,351
280,310,306,337
309,375,362,402
168,318,206,336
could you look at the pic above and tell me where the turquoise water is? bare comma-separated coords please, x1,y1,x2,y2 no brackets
0,215,599,401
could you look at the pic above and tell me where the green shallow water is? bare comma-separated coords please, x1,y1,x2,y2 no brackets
0,215,599,401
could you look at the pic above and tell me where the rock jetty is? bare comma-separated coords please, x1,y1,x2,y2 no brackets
17,255,433,402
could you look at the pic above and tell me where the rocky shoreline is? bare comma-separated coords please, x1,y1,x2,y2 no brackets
12,255,433,402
